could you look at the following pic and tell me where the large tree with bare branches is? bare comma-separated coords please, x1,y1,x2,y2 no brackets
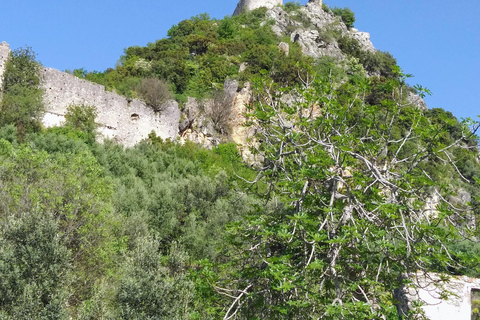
216,69,480,319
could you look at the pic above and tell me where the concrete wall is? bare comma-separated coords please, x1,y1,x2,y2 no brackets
409,273,480,319
233,0,283,15
0,42,11,99
41,68,180,147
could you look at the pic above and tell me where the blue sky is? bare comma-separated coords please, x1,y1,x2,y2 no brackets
1,0,479,120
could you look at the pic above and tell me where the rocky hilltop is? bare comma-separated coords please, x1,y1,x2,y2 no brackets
0,1,425,151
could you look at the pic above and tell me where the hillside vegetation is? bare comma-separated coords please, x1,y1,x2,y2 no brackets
1,2,480,319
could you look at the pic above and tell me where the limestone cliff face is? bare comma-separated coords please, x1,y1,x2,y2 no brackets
233,0,282,16
268,3,375,60
0,42,11,100
41,68,180,147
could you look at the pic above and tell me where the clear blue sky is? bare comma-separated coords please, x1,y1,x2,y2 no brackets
1,0,479,120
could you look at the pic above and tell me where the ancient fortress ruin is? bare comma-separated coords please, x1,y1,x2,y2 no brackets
233,0,283,15
234,0,322,15
0,42,179,147
0,42,10,100
41,68,179,147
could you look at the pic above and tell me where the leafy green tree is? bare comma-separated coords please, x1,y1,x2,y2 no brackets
215,72,479,319
0,208,71,319
0,47,44,139
0,140,123,316
64,104,98,144
115,238,194,320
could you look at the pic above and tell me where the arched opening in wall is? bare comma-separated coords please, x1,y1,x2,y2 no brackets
131,113,140,120
471,288,480,319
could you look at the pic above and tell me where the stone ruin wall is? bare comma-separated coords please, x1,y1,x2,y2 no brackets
0,42,11,99
41,68,180,147
0,41,179,147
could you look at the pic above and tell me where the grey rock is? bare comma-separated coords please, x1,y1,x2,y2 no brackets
406,91,428,110
278,42,290,56
184,97,200,121
266,3,376,60
239,62,249,73
224,79,239,99
349,29,375,52
179,119,192,133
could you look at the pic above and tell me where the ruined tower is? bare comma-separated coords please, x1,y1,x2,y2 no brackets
233,0,283,16
0,42,11,99
307,0,323,7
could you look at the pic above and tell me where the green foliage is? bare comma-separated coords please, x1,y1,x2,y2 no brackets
284,1,302,13
0,209,71,319
331,7,355,29
71,7,313,100
338,36,398,78
0,47,43,139
64,104,98,144
2,6,480,320
473,290,480,320
0,141,123,317
115,238,194,320
214,72,480,319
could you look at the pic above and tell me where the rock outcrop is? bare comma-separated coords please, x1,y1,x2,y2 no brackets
266,3,376,61
233,0,282,16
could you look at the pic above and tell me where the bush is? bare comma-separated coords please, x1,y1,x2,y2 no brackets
284,1,302,12
137,78,174,112
331,7,355,29
64,104,98,144
338,36,398,78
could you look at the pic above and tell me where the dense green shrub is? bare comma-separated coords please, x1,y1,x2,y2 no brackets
115,238,194,320
331,7,355,29
338,36,398,78
64,104,98,144
284,1,302,12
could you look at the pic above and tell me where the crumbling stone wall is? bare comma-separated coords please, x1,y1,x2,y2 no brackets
0,42,11,99
41,68,180,147
233,0,283,15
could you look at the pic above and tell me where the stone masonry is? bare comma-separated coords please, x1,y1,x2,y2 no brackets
0,42,11,99
233,0,282,15
41,67,180,147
